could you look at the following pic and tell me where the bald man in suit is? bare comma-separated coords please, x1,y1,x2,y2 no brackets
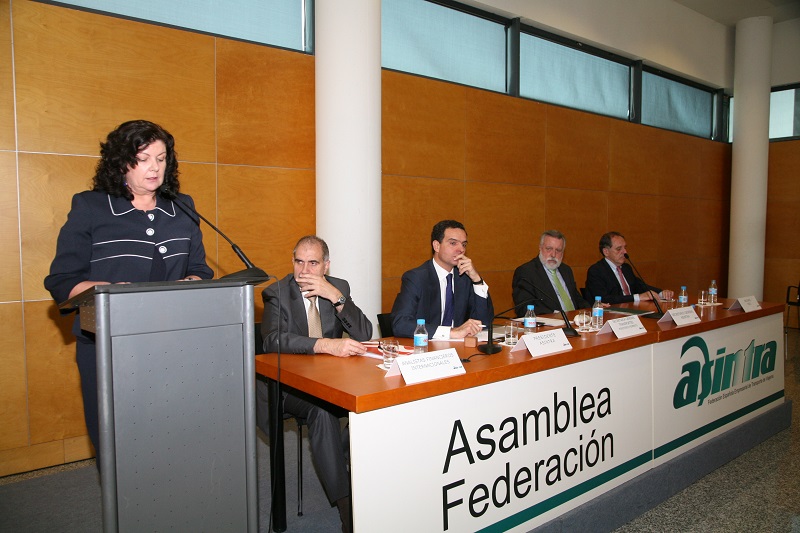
260,235,372,533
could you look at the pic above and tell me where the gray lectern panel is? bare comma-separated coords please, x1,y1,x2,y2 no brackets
112,323,247,532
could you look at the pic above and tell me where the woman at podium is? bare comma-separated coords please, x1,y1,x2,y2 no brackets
44,120,213,465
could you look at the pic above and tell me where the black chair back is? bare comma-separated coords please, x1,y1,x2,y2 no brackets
377,313,393,337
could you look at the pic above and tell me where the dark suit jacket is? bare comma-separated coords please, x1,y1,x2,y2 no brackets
391,260,494,339
512,258,590,316
261,274,373,354
585,259,661,304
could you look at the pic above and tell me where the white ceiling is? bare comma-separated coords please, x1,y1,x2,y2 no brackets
672,0,800,26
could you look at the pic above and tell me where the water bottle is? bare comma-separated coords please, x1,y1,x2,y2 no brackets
413,319,428,354
709,279,718,304
678,286,688,307
592,296,604,330
523,305,537,334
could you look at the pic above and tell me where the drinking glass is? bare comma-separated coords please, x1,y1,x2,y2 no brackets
381,339,399,369
504,321,519,345
698,289,708,305
576,310,592,333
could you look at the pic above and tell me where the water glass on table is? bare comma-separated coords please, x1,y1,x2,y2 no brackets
504,320,519,345
698,289,708,305
381,339,399,369
575,310,592,333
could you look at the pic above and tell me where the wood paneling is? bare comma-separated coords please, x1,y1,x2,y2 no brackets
0,303,27,451
465,89,546,185
607,192,661,264
546,106,610,191
0,152,21,302
217,39,315,168
0,440,65,477
179,162,220,276
63,435,94,463
26,300,86,444
218,165,315,281
545,188,609,268
382,71,467,180
465,182,545,273
609,121,662,195
13,2,216,161
19,153,97,302
0,2,14,150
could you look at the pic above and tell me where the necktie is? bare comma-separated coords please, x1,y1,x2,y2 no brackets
549,269,575,311
307,296,323,338
442,273,454,327
617,266,631,296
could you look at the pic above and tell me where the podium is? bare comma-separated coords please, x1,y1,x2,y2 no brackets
62,280,258,532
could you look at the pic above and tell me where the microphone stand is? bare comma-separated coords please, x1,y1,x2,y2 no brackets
623,253,665,319
519,278,581,338
173,197,271,283
477,296,541,355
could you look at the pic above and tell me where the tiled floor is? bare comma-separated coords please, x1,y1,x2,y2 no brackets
613,328,800,532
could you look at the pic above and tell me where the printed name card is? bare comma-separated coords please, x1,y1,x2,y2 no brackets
384,348,465,384
510,328,572,358
596,315,647,338
657,306,701,326
728,296,762,313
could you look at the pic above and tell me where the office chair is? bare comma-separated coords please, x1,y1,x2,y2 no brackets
377,313,394,337
786,283,799,330
254,322,306,517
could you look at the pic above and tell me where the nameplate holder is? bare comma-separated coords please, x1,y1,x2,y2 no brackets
511,328,572,358
596,315,647,338
728,296,761,313
384,348,465,384
657,306,701,326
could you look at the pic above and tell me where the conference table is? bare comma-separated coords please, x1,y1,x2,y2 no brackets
256,298,786,532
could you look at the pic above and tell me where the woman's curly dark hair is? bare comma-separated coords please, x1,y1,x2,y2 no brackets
93,120,180,199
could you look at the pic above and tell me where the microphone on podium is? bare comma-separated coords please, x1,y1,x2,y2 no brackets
623,253,664,319
173,197,271,283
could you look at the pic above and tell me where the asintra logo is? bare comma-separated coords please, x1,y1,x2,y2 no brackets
672,335,778,409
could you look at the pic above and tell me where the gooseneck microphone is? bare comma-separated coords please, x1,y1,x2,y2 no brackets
476,296,542,356
173,196,271,283
519,278,581,338
623,253,664,319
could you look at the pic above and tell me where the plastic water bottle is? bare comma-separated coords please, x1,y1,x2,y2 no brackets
678,286,688,307
592,296,604,330
413,319,428,354
523,305,537,334
709,280,718,304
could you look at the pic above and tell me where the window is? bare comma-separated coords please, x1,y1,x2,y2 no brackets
642,71,713,138
382,0,507,93
519,32,630,119
769,87,800,139
40,0,308,52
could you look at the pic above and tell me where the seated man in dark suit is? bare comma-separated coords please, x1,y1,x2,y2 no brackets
585,231,674,304
512,230,590,316
391,219,494,339
260,235,372,533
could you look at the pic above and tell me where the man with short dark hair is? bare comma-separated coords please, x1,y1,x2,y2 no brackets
391,220,493,339
260,235,372,533
512,230,590,316
585,231,674,304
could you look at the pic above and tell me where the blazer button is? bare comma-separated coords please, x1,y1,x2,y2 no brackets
159,246,167,254
146,228,155,236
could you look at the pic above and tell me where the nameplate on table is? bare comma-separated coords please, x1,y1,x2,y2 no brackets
510,328,572,358
728,296,761,313
596,315,647,338
384,348,465,384
657,306,701,326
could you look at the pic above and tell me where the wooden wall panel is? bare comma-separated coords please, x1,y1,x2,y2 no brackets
465,90,546,186
766,140,800,261
0,441,65,478
382,71,467,180
0,2,13,151
217,165,315,286
607,192,661,264
0,303,27,450
465,182,545,273
546,106,610,191
609,122,662,195
545,188,608,268
19,153,97,302
217,40,315,168
13,1,216,161
382,175,466,279
0,152,21,302
26,300,85,444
